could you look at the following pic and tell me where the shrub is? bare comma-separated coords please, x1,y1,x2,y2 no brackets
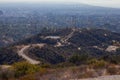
107,66,119,75
19,74,35,80
40,63,52,68
0,69,15,80
69,54,88,65
13,62,40,77
88,59,107,69
38,68,48,76
103,55,120,64
88,59,98,64
55,62,75,68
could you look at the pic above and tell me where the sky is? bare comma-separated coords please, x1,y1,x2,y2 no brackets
0,0,120,8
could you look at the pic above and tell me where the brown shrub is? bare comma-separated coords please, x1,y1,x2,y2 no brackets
107,66,119,75
88,59,107,69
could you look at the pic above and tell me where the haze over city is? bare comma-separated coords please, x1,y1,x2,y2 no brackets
0,0,120,8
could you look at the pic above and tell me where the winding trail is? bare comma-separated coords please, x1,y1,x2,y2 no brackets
18,44,44,64
55,29,76,47
61,28,76,43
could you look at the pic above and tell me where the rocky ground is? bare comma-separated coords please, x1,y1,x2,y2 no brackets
79,75,120,80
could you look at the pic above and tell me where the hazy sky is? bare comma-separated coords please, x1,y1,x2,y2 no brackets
0,0,120,8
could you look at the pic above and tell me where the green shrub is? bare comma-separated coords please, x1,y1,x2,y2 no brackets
88,59,107,69
69,54,88,65
88,59,98,64
13,62,40,77
55,62,75,68
40,63,52,68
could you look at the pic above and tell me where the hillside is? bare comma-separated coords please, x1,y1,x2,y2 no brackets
0,28,120,80
0,47,23,64
0,28,120,65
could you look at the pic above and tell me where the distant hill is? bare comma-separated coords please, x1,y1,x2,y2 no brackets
0,28,120,64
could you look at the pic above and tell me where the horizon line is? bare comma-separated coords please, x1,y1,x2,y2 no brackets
0,2,120,9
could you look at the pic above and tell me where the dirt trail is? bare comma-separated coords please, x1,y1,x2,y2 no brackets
18,44,44,64
61,28,76,43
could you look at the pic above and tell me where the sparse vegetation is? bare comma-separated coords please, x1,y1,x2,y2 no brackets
69,54,89,65
107,65,120,75
0,28,120,80
88,59,107,69
13,62,40,77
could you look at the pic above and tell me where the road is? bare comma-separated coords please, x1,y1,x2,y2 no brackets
18,44,44,64
61,28,76,43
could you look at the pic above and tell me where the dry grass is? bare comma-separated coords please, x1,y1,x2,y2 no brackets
0,64,120,80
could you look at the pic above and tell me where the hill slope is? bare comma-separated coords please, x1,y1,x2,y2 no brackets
0,28,120,65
